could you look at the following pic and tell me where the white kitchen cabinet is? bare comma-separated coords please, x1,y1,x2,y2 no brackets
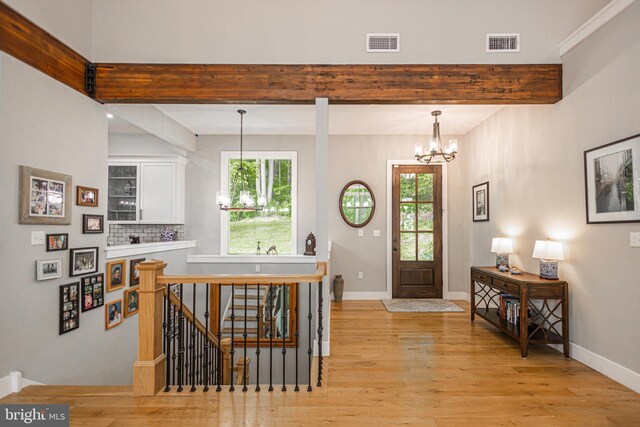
108,155,187,224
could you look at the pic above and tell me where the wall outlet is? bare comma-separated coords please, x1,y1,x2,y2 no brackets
373,229,381,237
358,229,364,237
31,231,45,245
358,272,364,279
630,232,640,248
255,264,261,272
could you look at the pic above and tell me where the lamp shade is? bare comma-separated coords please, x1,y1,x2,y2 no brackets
532,240,564,260
491,237,513,254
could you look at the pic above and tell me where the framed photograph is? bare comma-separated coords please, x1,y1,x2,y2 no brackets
81,273,104,312
19,165,72,225
129,258,145,286
77,186,99,207
472,182,490,222
83,214,104,234
105,299,123,330
59,282,80,335
36,259,62,281
584,133,640,224
124,286,140,317
69,247,99,277
46,233,68,251
106,259,126,292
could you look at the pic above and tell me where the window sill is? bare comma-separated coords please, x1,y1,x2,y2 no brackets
187,254,316,264
105,240,197,259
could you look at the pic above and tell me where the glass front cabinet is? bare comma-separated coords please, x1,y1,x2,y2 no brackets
107,156,187,225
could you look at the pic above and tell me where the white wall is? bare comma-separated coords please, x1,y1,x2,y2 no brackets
450,1,640,381
90,0,606,64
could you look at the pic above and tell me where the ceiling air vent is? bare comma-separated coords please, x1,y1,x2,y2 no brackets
486,33,520,52
367,33,400,53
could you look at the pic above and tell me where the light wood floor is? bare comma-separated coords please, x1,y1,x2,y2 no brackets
3,301,640,426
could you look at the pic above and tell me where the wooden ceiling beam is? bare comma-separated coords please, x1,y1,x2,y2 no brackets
0,2,89,95
93,63,562,105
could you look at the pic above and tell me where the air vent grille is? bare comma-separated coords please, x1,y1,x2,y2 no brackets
367,33,400,52
486,33,520,52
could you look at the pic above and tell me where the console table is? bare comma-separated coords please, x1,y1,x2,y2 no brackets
470,266,569,358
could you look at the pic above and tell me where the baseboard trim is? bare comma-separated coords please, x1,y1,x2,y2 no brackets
547,342,640,393
339,291,391,300
0,372,43,399
445,291,470,302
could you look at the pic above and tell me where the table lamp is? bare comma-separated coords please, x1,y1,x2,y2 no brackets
532,238,564,280
491,237,514,268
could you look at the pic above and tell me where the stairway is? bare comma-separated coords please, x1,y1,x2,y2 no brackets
220,285,269,339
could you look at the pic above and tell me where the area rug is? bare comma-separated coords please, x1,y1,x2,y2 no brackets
381,299,465,313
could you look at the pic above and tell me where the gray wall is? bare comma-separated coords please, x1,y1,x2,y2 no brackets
449,2,640,374
186,135,316,254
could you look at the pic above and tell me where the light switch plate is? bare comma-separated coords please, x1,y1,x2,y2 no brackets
373,230,381,237
358,272,364,279
31,231,45,245
255,265,261,272
358,229,364,237
630,232,640,247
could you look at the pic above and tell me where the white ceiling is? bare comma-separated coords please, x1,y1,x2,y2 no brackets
148,104,503,136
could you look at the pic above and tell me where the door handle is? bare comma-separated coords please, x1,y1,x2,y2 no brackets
140,209,143,221
393,239,398,251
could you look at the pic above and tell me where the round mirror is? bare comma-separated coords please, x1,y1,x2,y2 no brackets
339,180,375,228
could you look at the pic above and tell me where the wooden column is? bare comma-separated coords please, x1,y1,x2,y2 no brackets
133,260,167,396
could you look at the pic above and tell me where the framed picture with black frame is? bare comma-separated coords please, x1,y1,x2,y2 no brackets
46,233,68,251
472,182,490,222
60,282,80,335
81,273,104,312
584,133,640,224
69,247,99,277
83,214,104,234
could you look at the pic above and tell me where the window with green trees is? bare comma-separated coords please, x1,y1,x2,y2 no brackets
222,152,297,255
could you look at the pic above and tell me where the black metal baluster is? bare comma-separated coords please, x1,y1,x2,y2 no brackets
255,285,261,392
307,282,313,392
242,283,248,392
229,283,235,392
317,280,323,387
177,284,184,392
164,284,171,392
268,283,274,392
203,283,210,392
216,284,222,392
190,284,197,392
171,289,177,385
282,285,287,392
295,283,299,392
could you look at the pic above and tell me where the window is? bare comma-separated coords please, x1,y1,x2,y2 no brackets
221,151,297,255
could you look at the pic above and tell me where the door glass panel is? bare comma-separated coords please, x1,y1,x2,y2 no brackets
400,173,416,201
400,203,416,231
418,233,434,261
400,233,416,261
418,203,434,231
108,165,137,222
417,173,433,201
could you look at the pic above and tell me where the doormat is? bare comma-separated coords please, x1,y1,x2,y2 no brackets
381,299,465,313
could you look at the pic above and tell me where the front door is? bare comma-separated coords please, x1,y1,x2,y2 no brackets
392,165,443,298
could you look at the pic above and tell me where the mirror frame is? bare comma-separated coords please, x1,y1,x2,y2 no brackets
339,180,376,228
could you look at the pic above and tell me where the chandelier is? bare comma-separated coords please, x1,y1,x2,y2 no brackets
216,110,266,212
414,110,458,164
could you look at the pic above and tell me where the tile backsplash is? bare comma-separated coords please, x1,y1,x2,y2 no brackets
108,224,185,245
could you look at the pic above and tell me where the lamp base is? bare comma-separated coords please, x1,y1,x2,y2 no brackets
495,253,510,268
538,259,559,280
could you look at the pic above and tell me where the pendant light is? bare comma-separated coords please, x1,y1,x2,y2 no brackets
414,111,458,164
216,110,266,212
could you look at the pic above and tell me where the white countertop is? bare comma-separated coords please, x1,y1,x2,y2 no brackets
104,240,197,259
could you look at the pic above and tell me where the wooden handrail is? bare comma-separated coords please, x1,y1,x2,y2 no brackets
166,290,220,348
157,261,327,285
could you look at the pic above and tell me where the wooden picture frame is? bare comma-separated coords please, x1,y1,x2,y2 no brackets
105,299,123,330
36,259,62,281
19,165,72,225
339,180,376,228
69,247,99,277
77,185,99,207
46,233,68,251
584,133,640,224
82,214,104,234
60,282,80,335
129,258,145,286
472,182,490,222
81,273,104,312
124,286,140,317
106,259,126,292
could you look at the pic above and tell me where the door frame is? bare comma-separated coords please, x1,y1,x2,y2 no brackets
385,160,451,299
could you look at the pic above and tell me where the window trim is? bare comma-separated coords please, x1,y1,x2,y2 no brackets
220,151,298,255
